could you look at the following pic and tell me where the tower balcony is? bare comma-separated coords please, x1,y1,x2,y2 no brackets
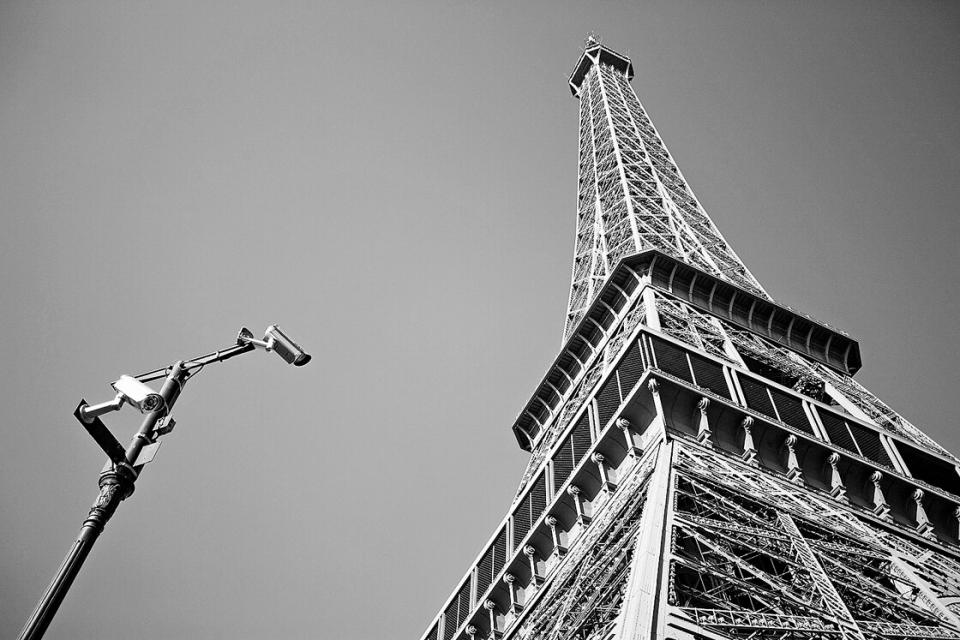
569,39,633,97
512,250,861,451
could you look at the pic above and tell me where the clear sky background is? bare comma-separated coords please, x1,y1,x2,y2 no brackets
1,2,958,639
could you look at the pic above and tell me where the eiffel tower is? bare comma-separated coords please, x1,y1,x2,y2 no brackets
420,37,960,640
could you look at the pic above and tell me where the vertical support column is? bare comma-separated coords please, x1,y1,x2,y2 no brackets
642,286,660,331
503,573,521,616
827,453,847,502
589,398,602,441
870,471,892,521
784,435,803,484
912,489,937,539
592,452,617,495
617,417,643,458
545,515,566,559
740,417,757,465
696,397,712,446
778,513,867,640
613,442,675,640
523,545,544,586
648,379,665,435
567,485,591,526
483,600,501,640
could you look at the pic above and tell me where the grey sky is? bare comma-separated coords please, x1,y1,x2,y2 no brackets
1,2,958,639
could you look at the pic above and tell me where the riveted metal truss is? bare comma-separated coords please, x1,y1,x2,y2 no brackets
666,444,960,640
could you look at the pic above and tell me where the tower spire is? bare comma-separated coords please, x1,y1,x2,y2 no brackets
564,39,767,340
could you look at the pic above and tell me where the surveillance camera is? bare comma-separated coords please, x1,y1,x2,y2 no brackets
111,375,165,414
264,325,311,366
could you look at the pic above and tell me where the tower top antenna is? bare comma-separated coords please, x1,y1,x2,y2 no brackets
569,39,633,97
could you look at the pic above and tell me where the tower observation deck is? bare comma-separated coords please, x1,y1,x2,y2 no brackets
420,37,960,640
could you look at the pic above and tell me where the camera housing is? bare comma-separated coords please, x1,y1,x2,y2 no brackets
237,325,311,367
111,375,165,414
264,325,311,367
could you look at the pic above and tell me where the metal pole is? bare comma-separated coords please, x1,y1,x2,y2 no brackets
18,363,187,640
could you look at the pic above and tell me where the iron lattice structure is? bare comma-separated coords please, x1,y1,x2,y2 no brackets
564,37,766,340
420,38,960,640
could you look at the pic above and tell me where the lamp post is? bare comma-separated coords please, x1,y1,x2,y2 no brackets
18,325,310,640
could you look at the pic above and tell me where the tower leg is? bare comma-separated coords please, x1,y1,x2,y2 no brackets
613,441,674,640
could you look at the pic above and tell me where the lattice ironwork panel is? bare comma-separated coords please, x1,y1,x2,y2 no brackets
669,443,960,640
565,45,767,339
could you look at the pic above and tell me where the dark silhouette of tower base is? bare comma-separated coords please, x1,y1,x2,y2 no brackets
420,38,960,640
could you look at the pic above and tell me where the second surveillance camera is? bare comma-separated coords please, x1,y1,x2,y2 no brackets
112,375,165,414
264,325,311,367
237,324,311,367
